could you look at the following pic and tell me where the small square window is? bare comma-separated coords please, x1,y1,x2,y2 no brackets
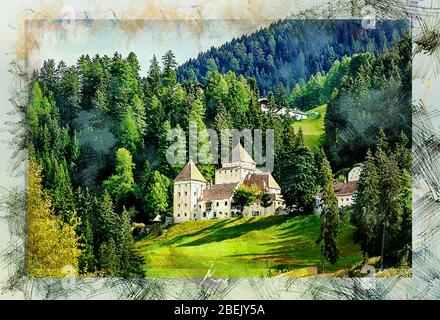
225,201,227,206
184,213,187,217
184,192,187,196
178,214,180,217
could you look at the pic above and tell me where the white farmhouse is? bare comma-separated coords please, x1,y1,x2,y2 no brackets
173,144,285,223
348,163,364,182
314,163,364,214
334,181,357,209
275,108,308,120
258,98,308,120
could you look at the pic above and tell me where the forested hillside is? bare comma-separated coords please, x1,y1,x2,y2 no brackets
324,34,411,170
24,20,411,277
177,20,408,95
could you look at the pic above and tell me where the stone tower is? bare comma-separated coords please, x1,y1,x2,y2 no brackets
173,159,207,223
215,144,257,185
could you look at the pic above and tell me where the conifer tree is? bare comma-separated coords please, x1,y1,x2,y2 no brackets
76,186,97,272
103,148,136,204
316,155,340,269
145,95,165,140
398,169,412,263
352,149,379,256
135,160,153,214
97,190,119,243
375,129,403,269
214,101,233,132
118,207,141,277
146,55,162,97
162,50,178,87
267,91,277,112
99,239,119,276
275,83,288,109
144,171,171,219
118,107,141,154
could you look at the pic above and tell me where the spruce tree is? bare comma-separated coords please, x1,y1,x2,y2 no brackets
146,55,162,97
352,149,379,256
145,171,170,219
103,148,136,204
316,155,340,269
162,50,178,87
375,130,402,269
118,107,141,154
275,83,288,109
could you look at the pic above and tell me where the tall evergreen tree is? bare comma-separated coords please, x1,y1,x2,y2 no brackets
146,55,162,97
162,50,178,87
103,148,136,204
144,171,171,219
352,149,380,256
118,107,141,154
278,126,316,213
316,155,340,269
375,131,402,269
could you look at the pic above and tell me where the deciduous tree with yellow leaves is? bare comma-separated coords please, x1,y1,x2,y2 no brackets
27,157,83,277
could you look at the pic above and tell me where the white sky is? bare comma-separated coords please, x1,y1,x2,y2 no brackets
27,19,275,76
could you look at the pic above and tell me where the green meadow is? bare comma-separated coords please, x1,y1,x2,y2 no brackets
135,213,362,278
292,104,327,150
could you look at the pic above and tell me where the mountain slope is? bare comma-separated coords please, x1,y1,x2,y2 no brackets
177,19,409,95
292,104,326,151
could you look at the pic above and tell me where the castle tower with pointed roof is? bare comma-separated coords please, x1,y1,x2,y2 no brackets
215,144,258,185
173,159,207,223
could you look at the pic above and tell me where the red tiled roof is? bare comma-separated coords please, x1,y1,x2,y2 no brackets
316,181,357,197
243,173,268,190
243,172,281,191
174,160,206,182
200,183,238,201
334,181,357,196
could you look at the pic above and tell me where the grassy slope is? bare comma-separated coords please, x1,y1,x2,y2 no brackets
292,104,326,151
135,213,362,278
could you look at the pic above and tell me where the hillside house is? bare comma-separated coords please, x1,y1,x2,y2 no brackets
314,163,364,214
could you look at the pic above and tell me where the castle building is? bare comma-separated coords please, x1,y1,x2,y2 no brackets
173,144,285,223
